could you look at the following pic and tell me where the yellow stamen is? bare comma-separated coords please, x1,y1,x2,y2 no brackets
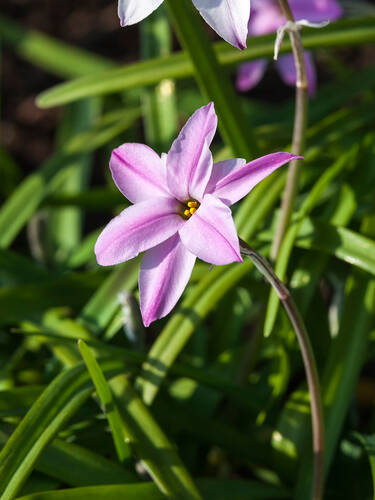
189,207,197,215
187,201,198,208
184,209,191,217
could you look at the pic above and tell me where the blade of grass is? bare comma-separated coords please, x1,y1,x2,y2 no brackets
277,207,375,498
0,360,128,500
0,15,112,78
292,217,375,276
0,271,105,326
0,101,137,250
353,432,375,497
141,6,178,153
78,259,140,335
294,272,375,499
133,149,326,405
46,100,99,264
264,145,358,336
78,340,130,462
36,18,375,108
15,325,258,411
79,342,203,500
166,0,255,158
14,479,291,500
0,433,136,486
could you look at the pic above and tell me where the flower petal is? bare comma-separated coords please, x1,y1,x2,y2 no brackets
236,59,268,92
166,102,217,202
275,52,316,97
291,0,343,23
206,153,299,206
248,0,285,35
118,0,164,26
95,197,183,266
139,234,196,326
179,194,242,265
110,143,170,203
192,0,250,49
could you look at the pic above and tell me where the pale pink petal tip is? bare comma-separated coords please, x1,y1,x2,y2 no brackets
166,102,217,202
206,152,301,206
191,0,250,50
139,235,196,326
117,0,164,27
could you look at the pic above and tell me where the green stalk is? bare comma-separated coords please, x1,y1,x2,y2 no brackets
239,240,324,500
35,18,375,108
165,0,256,158
271,0,308,260
141,6,178,153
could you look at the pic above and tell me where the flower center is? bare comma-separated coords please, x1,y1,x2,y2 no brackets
181,199,200,219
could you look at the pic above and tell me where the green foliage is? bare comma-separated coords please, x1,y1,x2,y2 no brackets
1,6,375,500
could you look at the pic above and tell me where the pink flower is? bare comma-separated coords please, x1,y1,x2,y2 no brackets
237,0,343,95
95,103,299,326
118,0,250,50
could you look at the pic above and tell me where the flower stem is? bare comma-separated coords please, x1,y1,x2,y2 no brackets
239,239,325,500
270,0,309,261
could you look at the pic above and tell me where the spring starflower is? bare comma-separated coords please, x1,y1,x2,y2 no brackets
118,0,251,50
95,103,299,326
237,0,343,95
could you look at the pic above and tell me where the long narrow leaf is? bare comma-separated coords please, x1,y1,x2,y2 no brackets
79,343,202,500
78,341,131,462
36,19,375,108
0,360,127,500
15,479,290,500
166,0,255,157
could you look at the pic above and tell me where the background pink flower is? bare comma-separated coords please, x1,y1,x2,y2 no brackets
237,0,343,95
95,103,299,326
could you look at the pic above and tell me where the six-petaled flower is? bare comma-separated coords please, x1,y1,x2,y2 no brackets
95,103,300,326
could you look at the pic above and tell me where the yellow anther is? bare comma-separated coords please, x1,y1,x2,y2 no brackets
184,209,191,217
189,207,197,215
187,201,198,208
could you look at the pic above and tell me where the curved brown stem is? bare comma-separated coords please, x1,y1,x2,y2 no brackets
239,238,325,500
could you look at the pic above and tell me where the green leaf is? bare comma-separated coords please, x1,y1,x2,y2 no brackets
166,0,256,158
0,360,127,500
294,272,375,499
0,153,80,249
135,160,292,405
0,15,112,78
293,218,375,277
78,340,131,462
14,479,290,500
78,260,140,335
0,433,136,487
0,271,105,326
0,148,21,197
47,100,98,264
264,145,358,336
79,349,203,500
0,100,96,250
353,433,375,497
36,18,375,108
0,250,49,287
62,108,141,155
141,7,178,153
16,325,257,410
0,387,44,418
